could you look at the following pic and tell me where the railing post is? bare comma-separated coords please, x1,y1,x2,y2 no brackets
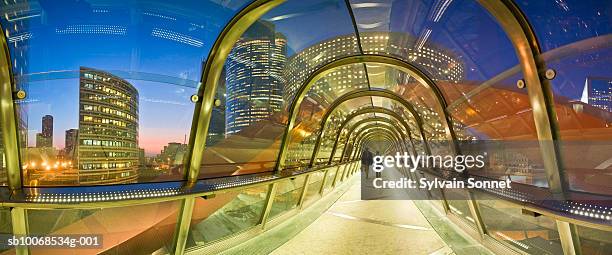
318,169,330,195
297,174,311,209
172,197,196,255
467,191,488,238
10,207,29,255
557,220,582,255
259,182,278,229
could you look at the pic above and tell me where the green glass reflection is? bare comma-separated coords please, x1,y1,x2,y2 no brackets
477,193,563,254
0,208,12,252
268,176,305,220
187,185,269,247
26,201,180,254
578,224,612,255
303,171,325,206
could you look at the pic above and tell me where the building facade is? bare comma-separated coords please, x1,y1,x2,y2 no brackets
225,21,287,134
78,67,139,184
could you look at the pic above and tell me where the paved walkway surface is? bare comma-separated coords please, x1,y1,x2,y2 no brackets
271,166,493,255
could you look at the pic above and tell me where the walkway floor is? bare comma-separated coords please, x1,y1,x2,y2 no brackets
271,168,492,255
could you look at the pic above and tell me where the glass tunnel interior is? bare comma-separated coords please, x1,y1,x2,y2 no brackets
0,0,610,254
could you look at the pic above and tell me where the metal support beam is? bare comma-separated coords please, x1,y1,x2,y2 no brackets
171,197,195,255
477,0,566,196
318,169,331,195
277,54,458,172
325,107,418,165
331,165,343,188
341,124,404,161
556,220,582,255
297,174,311,209
0,23,23,192
467,191,488,238
334,117,410,162
10,207,29,255
259,182,278,229
308,88,429,167
185,0,285,182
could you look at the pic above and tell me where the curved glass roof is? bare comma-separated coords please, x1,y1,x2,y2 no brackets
0,0,609,196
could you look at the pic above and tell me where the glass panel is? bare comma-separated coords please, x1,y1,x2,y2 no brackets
303,171,325,205
578,225,612,255
477,192,563,254
523,0,612,194
0,0,252,186
444,188,475,226
187,185,268,247
204,0,359,175
0,208,12,253
322,167,338,193
268,176,305,220
26,201,180,254
447,74,545,187
515,1,611,51
351,0,519,104
18,74,196,186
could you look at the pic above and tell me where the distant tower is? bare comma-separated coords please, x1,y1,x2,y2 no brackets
64,129,78,160
225,21,287,134
36,115,53,148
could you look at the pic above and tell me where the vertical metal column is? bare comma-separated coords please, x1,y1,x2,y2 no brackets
172,197,196,255
259,183,278,229
556,220,582,255
10,207,29,255
297,174,312,209
0,23,23,192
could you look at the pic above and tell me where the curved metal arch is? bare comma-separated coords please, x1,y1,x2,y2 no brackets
476,0,565,195
333,117,411,164
358,132,401,159
184,0,285,182
316,106,419,165
351,129,402,162
289,88,428,167
359,132,401,155
0,23,22,191
316,88,430,158
341,123,404,162
276,53,462,171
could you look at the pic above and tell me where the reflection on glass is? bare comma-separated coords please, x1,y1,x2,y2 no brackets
25,201,180,254
17,69,196,186
202,0,359,174
0,116,5,185
187,185,268,247
0,208,12,252
268,176,305,220
477,193,563,254
303,171,325,205
578,225,612,255
0,0,251,186
444,188,475,226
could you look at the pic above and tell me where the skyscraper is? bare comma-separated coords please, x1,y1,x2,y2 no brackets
35,115,53,148
78,67,139,184
64,129,78,161
225,21,287,134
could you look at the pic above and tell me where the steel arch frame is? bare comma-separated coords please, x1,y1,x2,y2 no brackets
323,106,420,164
0,0,581,254
333,117,411,163
288,88,430,169
342,123,404,162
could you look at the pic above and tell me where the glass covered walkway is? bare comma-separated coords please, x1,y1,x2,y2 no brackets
0,0,610,254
